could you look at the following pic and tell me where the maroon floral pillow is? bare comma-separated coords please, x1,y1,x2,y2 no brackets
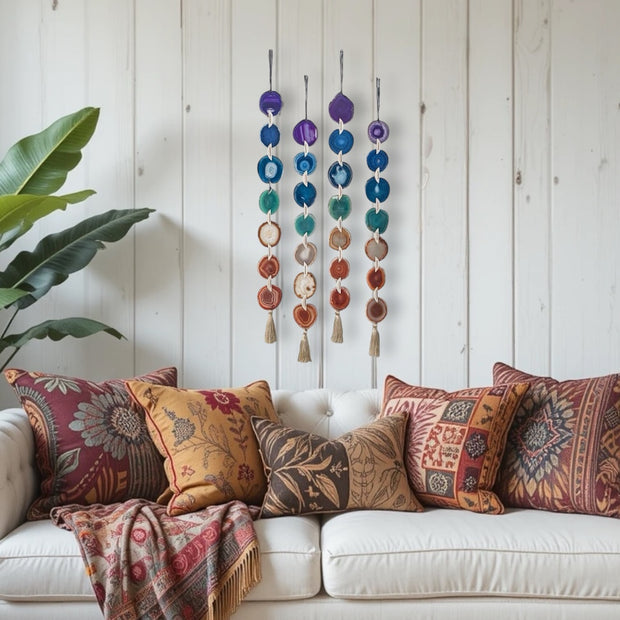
4,367,177,520
493,362,620,518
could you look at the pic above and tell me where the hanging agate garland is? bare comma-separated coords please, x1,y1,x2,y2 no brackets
292,75,319,362
256,50,283,343
327,50,354,343
365,78,390,357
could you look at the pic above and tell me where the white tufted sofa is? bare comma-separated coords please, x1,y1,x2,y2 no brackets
1,388,620,619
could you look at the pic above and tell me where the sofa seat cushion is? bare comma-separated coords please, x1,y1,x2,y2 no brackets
0,514,321,603
246,514,321,600
321,508,620,600
0,520,92,601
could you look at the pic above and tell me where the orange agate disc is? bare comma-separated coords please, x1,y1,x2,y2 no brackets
366,297,387,323
293,303,317,329
258,255,280,278
330,287,350,311
257,285,282,310
366,266,385,290
329,258,350,280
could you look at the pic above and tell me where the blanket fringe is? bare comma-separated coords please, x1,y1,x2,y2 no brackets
208,540,261,620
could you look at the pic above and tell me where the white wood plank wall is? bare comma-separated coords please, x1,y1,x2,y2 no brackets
0,0,618,399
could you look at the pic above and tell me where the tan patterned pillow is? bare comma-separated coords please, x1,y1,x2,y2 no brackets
251,412,423,518
380,375,529,514
126,380,279,516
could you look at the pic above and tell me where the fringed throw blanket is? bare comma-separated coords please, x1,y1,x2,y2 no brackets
51,499,261,620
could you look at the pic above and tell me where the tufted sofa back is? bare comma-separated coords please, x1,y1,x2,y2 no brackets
271,389,380,439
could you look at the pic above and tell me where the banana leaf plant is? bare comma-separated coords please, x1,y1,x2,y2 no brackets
0,107,153,371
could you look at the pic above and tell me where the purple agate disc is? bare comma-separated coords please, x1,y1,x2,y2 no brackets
329,92,354,124
259,90,282,115
293,119,318,146
368,120,389,143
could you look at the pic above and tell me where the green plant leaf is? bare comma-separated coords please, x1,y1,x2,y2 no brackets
0,190,95,251
0,207,153,309
0,107,100,195
0,317,124,358
0,287,29,308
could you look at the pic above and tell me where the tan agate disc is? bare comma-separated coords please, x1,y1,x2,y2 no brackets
366,297,388,323
293,303,317,329
294,241,317,266
329,227,351,251
258,221,281,247
365,236,388,261
293,272,316,299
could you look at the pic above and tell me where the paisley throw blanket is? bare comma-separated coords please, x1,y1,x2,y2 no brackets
52,499,260,620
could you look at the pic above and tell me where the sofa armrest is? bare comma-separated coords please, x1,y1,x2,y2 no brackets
0,408,37,538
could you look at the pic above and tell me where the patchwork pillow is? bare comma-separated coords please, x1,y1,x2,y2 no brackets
251,412,423,518
126,380,279,516
380,375,529,514
4,366,177,520
493,362,620,518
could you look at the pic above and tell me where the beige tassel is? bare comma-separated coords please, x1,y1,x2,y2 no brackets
369,323,380,357
298,330,311,362
331,311,343,343
264,311,277,343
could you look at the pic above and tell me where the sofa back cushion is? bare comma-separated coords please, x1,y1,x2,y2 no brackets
4,367,176,520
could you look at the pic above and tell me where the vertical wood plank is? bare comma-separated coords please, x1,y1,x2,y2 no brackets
230,0,279,387
134,0,184,376
321,0,375,390
182,0,233,388
468,0,514,385
79,0,137,381
420,0,469,390
550,0,620,379
513,0,551,375
374,0,422,390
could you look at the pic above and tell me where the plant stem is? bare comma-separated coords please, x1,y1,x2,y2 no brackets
1,307,19,339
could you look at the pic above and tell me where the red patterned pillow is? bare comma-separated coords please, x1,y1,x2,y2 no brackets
493,362,620,517
4,367,177,520
380,375,528,514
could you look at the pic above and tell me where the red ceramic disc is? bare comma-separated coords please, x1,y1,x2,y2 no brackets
366,297,387,323
329,258,350,280
257,285,282,310
258,255,280,278
330,287,350,311
293,303,317,329
366,267,385,290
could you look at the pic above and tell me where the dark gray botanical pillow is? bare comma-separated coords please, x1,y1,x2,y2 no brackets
251,412,423,518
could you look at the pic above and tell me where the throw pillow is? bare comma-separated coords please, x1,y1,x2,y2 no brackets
380,375,529,514
126,379,279,516
251,412,423,518
4,366,177,520
493,362,620,518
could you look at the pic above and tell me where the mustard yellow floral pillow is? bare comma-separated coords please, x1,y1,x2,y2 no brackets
126,379,279,516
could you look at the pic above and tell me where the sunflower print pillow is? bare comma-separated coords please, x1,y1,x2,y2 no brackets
4,367,177,520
